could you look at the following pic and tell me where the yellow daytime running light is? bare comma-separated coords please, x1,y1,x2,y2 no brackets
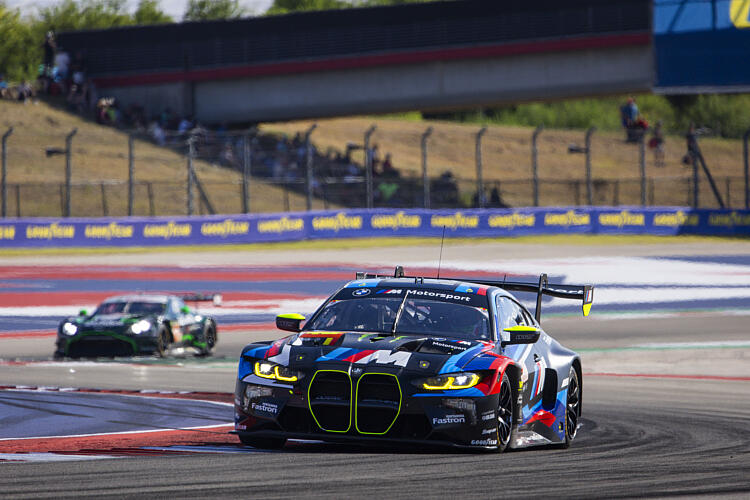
423,377,454,390
274,366,298,382
254,361,299,382
422,373,480,390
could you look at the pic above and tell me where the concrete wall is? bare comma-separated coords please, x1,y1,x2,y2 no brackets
194,45,654,123
103,45,653,123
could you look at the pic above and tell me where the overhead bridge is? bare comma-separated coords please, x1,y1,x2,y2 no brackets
60,0,653,123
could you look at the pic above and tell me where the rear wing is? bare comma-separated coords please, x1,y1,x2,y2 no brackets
355,267,592,322
180,293,223,306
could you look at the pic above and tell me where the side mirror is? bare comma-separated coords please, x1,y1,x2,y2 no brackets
180,305,190,314
78,309,87,316
501,325,541,347
276,313,305,332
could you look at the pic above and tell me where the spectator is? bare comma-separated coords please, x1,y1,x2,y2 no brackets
16,80,34,103
54,47,70,81
381,153,400,178
620,97,638,128
42,31,56,83
178,115,194,134
432,171,459,206
0,75,8,99
489,186,508,208
148,120,166,146
219,142,237,168
648,121,665,167
367,143,380,171
620,97,648,143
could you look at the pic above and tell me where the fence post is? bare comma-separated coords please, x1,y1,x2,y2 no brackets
475,126,487,208
585,127,595,206
364,125,376,209
421,126,433,209
187,134,195,216
242,134,252,214
744,128,749,209
304,124,317,211
64,128,77,217
639,134,647,206
531,125,543,207
1,127,12,218
128,135,135,216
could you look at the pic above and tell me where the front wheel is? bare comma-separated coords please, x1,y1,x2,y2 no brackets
156,327,170,357
495,372,515,452
238,434,286,450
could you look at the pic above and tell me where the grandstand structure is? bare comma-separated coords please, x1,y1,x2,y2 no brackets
58,0,654,123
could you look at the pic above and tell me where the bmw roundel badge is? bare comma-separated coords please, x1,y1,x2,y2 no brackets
352,288,371,296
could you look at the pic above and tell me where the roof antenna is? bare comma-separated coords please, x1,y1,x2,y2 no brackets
437,225,446,279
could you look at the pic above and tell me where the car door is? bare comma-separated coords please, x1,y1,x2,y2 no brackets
496,296,544,404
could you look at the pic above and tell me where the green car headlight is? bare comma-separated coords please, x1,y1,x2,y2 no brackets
417,372,480,390
254,361,301,382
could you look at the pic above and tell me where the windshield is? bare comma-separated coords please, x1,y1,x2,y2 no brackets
305,297,490,340
95,301,165,316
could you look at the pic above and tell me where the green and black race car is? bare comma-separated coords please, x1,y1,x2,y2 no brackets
54,294,219,358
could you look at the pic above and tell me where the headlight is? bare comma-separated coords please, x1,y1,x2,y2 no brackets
62,322,78,336
130,319,151,334
417,372,480,390
254,361,300,382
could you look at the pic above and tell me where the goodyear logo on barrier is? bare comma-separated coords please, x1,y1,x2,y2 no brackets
431,212,479,230
143,221,192,239
257,216,304,234
653,211,699,227
0,226,16,240
598,210,646,227
488,213,535,229
371,211,421,230
201,219,250,238
26,223,75,239
708,211,750,227
730,0,750,28
543,210,590,226
84,222,134,240
312,213,363,232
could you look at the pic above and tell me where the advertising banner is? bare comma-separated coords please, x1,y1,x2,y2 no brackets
0,207,748,248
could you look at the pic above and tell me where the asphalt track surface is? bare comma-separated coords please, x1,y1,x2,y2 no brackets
1,241,750,498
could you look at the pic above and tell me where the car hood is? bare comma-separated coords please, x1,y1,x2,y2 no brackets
245,330,494,374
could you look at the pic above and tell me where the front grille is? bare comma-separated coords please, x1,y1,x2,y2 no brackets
355,374,401,434
308,371,351,432
68,336,134,357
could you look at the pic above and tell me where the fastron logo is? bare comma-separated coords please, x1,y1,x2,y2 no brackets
352,288,371,296
432,414,466,425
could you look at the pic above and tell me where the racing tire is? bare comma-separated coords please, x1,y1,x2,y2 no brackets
495,372,515,453
196,322,217,357
156,327,170,358
238,434,286,450
559,366,582,449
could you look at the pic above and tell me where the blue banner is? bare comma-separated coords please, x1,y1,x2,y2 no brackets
0,207,748,248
